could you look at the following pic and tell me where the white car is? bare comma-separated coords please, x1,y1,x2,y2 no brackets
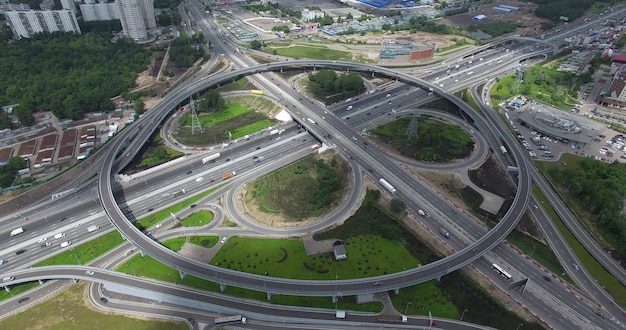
85,271,94,275
0,259,7,265
195,177,204,182
74,223,83,228
221,237,227,244
37,237,47,243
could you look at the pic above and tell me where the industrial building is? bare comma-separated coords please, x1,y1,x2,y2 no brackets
381,39,435,62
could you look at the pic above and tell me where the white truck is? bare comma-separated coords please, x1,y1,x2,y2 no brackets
269,129,279,135
379,178,397,194
202,153,220,164
60,241,72,248
307,118,316,125
54,233,66,239
10,227,24,237
87,225,100,233
336,310,346,319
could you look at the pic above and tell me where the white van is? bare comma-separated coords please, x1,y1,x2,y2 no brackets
60,241,72,248
2,276,15,282
54,233,65,239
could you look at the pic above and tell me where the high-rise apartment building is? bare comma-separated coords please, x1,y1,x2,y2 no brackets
80,2,119,21
60,0,77,13
117,0,155,41
3,10,81,39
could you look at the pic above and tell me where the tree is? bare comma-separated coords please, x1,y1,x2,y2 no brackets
157,12,172,26
390,198,406,213
249,40,263,50
6,156,26,171
12,102,34,126
0,112,10,130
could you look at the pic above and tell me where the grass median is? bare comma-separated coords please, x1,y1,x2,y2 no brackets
136,186,221,229
180,210,214,227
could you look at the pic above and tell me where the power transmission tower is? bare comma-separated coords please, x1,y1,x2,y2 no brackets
190,97,203,134
516,65,524,83
406,114,419,140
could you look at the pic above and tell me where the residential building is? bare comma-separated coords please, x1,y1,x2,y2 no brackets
117,0,155,41
80,2,119,21
3,9,81,39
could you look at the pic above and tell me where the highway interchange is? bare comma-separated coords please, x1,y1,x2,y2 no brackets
1,2,626,329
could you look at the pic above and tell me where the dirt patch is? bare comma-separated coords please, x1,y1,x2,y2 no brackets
438,1,551,38
413,170,469,209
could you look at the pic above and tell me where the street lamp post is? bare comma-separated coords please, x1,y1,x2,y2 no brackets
405,301,412,314
516,323,524,330
460,308,468,320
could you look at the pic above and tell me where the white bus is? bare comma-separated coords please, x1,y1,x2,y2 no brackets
214,315,247,325
491,263,512,280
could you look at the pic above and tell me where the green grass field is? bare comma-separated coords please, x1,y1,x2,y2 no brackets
34,231,125,267
0,283,185,330
210,235,419,279
246,154,348,220
189,235,219,248
0,282,40,303
137,186,221,229
180,210,214,227
370,116,473,162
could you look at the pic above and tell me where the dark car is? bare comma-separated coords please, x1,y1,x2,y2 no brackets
186,170,192,175
59,217,67,222
15,249,26,255
18,297,29,303
190,204,197,208
542,275,552,282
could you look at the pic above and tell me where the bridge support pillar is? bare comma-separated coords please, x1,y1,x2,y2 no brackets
219,283,226,292
331,295,338,303
120,234,126,241
393,288,399,295
4,287,10,293
140,250,145,257
266,292,272,300
179,270,186,279
436,276,441,282
73,279,79,283
38,280,44,285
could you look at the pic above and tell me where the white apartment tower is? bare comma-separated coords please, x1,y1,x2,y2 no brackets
117,0,155,41
80,3,120,21
3,10,81,39
60,0,77,14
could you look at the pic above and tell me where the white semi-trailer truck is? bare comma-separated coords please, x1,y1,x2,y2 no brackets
379,178,397,194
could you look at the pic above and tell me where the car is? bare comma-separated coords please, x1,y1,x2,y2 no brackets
212,205,217,210
256,146,261,150
186,170,192,175
18,297,30,303
15,249,26,255
0,259,7,265
542,275,552,282
210,179,215,182
41,242,51,248
85,271,94,275
190,204,197,208
221,237,227,243
148,208,154,212
37,237,47,243
252,156,258,159
352,136,357,141
225,158,230,162
373,281,383,286
74,223,83,228
59,217,67,222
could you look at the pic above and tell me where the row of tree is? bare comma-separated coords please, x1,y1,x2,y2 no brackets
0,33,150,124
530,0,609,22
546,157,626,262
307,70,366,104
196,91,226,113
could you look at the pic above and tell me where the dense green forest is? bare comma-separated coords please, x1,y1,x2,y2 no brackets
529,0,613,22
0,33,150,122
168,32,206,68
307,70,365,104
545,157,626,261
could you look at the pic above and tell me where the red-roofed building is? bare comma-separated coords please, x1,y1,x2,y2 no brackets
613,54,626,66
0,147,13,166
